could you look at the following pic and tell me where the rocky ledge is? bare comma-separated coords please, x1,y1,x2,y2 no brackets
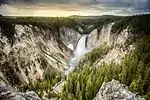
0,81,40,100
94,80,144,100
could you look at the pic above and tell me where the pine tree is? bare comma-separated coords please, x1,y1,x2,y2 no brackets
129,79,138,92
119,69,127,84
78,91,82,100
137,61,145,79
68,93,74,100
142,69,150,94
85,78,93,100
76,81,80,98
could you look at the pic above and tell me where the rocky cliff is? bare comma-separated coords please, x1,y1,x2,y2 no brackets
87,23,134,65
0,24,80,86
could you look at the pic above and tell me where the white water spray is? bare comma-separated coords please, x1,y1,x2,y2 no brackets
74,35,88,57
65,35,88,75
68,35,88,67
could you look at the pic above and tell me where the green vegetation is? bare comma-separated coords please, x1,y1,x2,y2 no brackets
111,14,150,35
60,35,150,100
20,67,63,99
0,15,121,39
0,17,79,29
78,46,110,67
73,15,121,34
0,17,80,40
0,14,150,39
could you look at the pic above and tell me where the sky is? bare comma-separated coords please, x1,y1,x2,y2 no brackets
0,0,150,17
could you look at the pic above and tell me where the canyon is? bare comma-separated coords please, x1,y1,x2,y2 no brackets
0,14,150,100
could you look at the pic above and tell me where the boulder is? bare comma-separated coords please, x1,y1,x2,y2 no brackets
0,81,41,100
94,80,144,100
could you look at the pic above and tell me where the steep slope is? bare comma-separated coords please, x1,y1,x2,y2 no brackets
0,25,67,86
0,80,41,100
59,27,81,50
87,23,134,65
0,17,83,87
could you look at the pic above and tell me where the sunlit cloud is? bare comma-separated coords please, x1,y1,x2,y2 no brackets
0,3,150,17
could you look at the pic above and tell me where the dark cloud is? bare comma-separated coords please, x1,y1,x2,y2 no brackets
146,0,150,9
0,0,8,4
96,0,150,9
0,0,96,4
0,0,150,7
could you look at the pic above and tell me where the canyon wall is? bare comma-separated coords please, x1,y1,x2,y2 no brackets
0,24,80,86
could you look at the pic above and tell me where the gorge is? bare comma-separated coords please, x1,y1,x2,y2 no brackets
0,14,150,100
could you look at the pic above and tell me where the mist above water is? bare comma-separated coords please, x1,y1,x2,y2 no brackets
65,35,88,75
68,35,88,67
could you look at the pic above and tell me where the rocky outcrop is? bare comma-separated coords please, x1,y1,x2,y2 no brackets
87,23,134,65
94,80,144,100
0,81,40,100
52,80,66,94
0,25,76,86
87,23,115,48
59,27,81,50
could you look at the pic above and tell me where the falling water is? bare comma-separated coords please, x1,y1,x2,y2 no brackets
65,35,88,75
68,35,88,67
74,35,88,57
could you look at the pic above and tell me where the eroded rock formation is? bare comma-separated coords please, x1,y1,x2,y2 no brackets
94,80,144,100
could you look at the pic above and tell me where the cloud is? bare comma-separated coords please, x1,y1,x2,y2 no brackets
96,0,150,9
0,3,150,17
0,0,150,8
0,0,8,5
0,0,149,16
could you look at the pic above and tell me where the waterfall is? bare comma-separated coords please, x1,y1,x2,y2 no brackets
66,35,88,74
74,35,88,57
